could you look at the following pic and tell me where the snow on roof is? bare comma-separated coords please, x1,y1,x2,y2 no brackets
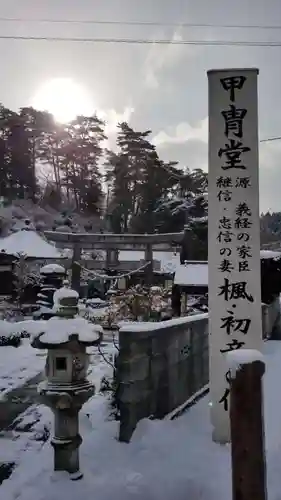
0,230,62,259
119,249,281,273
40,263,66,274
260,250,281,259
174,263,208,286
29,317,103,345
174,250,281,286
118,250,179,273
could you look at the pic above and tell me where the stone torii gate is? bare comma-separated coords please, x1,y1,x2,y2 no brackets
44,231,184,290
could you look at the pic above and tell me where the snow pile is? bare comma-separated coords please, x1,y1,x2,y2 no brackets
226,349,264,378
30,317,103,345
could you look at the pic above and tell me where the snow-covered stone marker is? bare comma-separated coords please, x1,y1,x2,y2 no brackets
226,349,267,500
226,349,264,378
31,285,103,480
208,68,262,445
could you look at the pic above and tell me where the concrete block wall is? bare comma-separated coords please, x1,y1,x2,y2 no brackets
116,298,280,442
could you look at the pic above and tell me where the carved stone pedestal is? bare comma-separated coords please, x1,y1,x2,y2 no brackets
39,381,94,479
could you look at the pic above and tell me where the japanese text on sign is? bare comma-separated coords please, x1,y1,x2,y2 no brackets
216,75,254,410
208,68,261,443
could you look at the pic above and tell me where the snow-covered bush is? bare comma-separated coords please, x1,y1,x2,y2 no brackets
0,333,21,347
84,285,173,329
0,320,22,347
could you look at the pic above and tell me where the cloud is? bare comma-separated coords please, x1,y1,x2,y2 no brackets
153,117,208,148
97,106,135,150
153,121,281,212
143,28,191,89
102,106,135,135
155,138,207,172
259,140,281,170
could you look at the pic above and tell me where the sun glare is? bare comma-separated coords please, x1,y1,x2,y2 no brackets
32,78,95,123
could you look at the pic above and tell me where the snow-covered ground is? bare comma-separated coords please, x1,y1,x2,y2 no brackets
0,340,45,399
1,340,281,500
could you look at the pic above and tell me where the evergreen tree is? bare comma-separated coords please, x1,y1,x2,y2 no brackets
153,167,208,233
39,115,106,213
61,115,105,213
105,122,173,233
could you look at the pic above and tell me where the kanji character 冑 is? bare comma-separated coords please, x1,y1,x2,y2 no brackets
221,105,247,138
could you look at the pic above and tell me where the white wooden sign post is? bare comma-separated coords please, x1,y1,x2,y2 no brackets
208,68,262,443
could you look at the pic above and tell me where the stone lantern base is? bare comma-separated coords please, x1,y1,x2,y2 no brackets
39,381,95,479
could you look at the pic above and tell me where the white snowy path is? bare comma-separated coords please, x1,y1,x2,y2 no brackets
1,340,281,500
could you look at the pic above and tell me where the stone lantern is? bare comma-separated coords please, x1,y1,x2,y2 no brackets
31,285,102,479
34,264,66,319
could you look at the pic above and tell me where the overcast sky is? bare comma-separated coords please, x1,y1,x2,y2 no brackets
1,0,281,212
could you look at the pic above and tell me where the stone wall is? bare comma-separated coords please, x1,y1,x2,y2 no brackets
116,297,280,442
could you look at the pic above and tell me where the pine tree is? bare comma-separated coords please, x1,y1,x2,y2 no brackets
105,122,167,233
62,115,106,213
